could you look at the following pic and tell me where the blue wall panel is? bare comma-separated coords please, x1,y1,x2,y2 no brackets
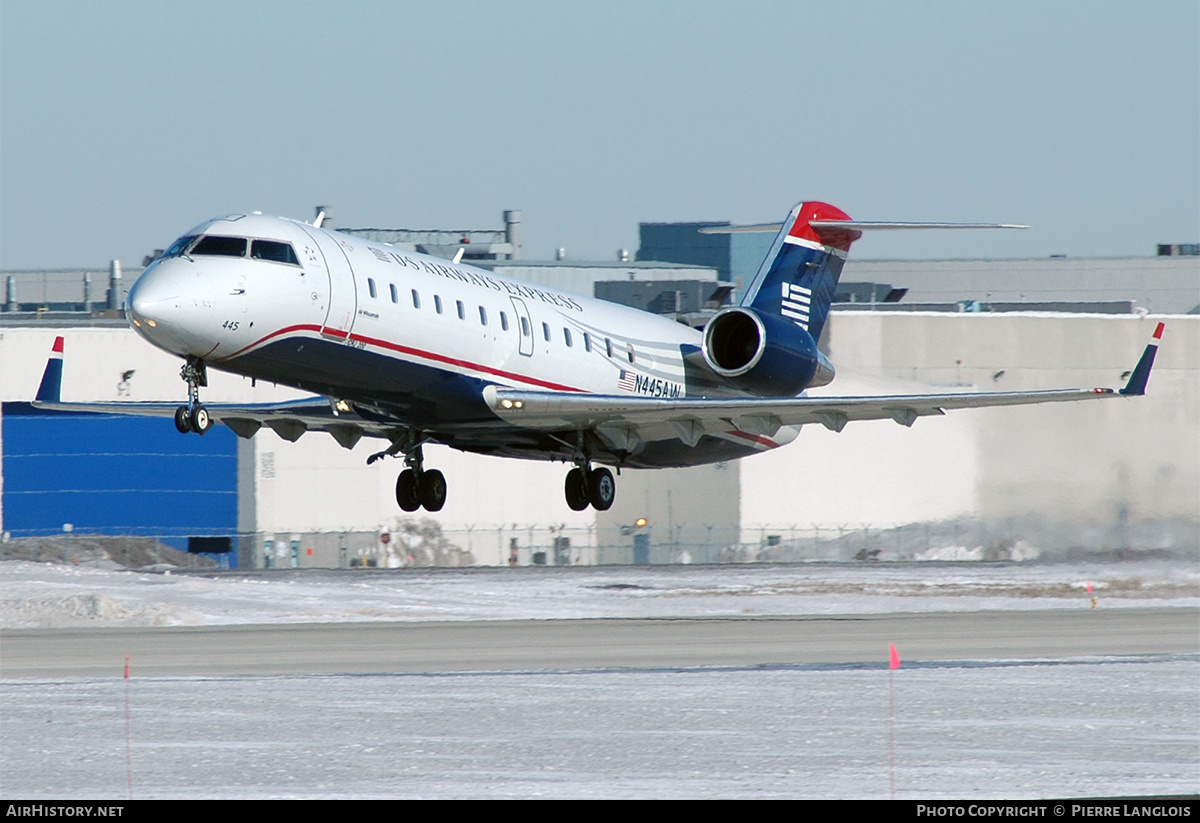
2,404,238,563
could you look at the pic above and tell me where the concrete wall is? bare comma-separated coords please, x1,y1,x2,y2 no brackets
840,257,1200,314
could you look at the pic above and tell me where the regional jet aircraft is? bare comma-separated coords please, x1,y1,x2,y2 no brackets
33,202,1162,512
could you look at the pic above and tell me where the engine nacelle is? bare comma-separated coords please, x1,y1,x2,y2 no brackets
701,306,834,396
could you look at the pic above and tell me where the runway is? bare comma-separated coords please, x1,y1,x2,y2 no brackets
2,608,1196,677
2,561,1197,798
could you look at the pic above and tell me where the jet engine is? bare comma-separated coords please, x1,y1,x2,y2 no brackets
701,306,834,396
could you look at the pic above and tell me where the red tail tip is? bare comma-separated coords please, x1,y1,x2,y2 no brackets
1152,322,1165,340
789,201,859,252
52,336,65,353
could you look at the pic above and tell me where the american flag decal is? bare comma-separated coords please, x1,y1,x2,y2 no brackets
780,282,812,330
617,369,638,392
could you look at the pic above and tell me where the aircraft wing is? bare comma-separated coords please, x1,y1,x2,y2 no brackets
30,337,392,448
483,323,1163,446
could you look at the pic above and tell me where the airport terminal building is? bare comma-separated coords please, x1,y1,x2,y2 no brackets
2,214,1196,568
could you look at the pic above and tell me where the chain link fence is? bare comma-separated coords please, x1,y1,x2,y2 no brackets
3,516,1195,570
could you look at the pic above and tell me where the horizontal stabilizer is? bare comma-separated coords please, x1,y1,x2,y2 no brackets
810,220,1028,231
701,221,1028,234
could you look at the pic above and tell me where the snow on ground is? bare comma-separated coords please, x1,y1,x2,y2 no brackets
1,557,1197,628
2,660,1197,799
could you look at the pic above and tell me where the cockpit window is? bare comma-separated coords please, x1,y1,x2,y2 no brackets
191,236,247,257
163,235,198,258
250,239,300,265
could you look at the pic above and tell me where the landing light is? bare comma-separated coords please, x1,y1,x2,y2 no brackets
145,319,157,327
501,399,513,409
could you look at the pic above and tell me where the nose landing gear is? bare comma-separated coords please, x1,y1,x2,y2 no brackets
174,357,212,435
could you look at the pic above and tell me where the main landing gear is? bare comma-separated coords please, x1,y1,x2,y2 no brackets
369,433,447,513
174,357,212,435
564,461,616,512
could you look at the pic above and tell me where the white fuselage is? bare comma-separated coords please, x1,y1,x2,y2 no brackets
125,213,801,465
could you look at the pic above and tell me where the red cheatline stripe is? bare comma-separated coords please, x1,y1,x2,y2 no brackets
724,429,779,448
219,324,584,393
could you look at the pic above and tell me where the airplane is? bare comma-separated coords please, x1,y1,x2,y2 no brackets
32,201,1163,513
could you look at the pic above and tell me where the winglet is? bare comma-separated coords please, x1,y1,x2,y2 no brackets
1119,322,1164,396
35,336,65,403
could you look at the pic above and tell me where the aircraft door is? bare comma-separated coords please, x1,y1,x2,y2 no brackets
510,297,534,357
298,224,357,339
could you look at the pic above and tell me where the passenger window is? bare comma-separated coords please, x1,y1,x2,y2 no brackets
479,306,487,325
411,290,420,309
250,239,299,265
390,284,398,303
520,316,530,337
500,312,509,331
564,328,573,347
368,278,377,299
191,236,246,257
456,300,465,320
542,322,551,341
435,295,443,314
583,333,591,353
605,337,613,357
627,343,635,363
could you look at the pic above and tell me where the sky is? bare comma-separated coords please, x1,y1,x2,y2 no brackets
0,1,1196,269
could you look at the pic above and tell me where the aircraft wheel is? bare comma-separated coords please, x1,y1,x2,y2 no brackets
419,469,447,512
564,468,590,511
174,406,191,434
587,467,615,511
395,470,421,512
190,404,212,435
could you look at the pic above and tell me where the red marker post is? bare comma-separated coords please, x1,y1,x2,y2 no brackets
123,654,133,799
889,643,901,799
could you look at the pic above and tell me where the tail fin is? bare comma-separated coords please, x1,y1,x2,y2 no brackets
739,202,861,344
35,336,65,403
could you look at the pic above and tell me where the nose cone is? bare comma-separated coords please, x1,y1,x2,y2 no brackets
126,260,216,356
